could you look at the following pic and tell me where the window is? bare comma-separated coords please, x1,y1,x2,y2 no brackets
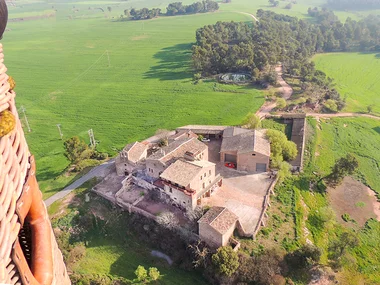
170,188,172,193
252,153,256,156
209,170,211,176
124,164,127,166
204,173,206,177
203,183,205,189
209,180,211,184
200,176,202,180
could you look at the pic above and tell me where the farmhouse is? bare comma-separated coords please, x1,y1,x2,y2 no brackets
220,127,270,172
115,141,149,176
198,207,239,247
146,137,208,179
160,159,222,210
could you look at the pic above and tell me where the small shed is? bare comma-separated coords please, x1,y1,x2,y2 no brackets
198,207,238,248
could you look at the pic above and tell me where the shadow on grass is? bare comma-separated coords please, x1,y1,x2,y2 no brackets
144,43,193,81
373,126,380,134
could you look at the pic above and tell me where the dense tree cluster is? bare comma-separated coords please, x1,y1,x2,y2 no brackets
166,0,218,16
193,10,380,77
327,0,380,10
129,7,161,20
192,9,380,110
128,0,218,20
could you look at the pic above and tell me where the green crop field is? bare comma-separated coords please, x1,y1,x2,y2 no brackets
313,53,380,115
4,10,265,198
4,0,380,199
314,117,380,195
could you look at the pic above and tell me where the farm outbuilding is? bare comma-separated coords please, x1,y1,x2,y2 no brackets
220,127,270,173
198,207,239,248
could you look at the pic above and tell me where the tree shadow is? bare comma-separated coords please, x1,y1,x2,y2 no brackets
373,126,380,134
144,43,193,81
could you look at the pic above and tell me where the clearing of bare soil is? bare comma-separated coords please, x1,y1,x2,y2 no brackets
328,176,380,226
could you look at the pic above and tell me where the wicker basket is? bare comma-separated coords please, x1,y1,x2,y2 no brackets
0,42,71,285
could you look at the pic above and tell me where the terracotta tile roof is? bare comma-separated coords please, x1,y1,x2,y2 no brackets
121,141,148,163
160,159,202,187
221,127,270,156
148,137,207,164
198,207,238,234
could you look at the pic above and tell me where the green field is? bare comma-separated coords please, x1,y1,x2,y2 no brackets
4,11,265,198
314,117,380,195
314,53,380,115
4,0,380,199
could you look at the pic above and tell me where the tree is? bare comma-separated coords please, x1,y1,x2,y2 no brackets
276,98,287,109
134,265,148,282
266,129,297,168
212,246,239,277
242,112,261,129
124,9,130,16
255,249,283,285
328,231,359,260
323,99,338,112
326,153,359,187
367,104,373,113
278,161,291,184
107,6,112,12
286,244,322,269
63,136,90,163
157,212,179,229
148,267,160,280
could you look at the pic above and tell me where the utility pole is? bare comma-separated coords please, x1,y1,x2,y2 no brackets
88,129,96,148
20,106,31,132
56,124,63,140
106,50,111,67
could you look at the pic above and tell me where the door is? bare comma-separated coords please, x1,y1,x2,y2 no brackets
256,163,267,172
224,154,237,163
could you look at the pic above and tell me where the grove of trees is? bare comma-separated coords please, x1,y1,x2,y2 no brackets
128,0,219,20
192,9,380,110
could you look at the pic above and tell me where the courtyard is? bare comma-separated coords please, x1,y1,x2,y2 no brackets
201,139,274,235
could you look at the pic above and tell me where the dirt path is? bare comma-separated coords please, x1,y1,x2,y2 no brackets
237,11,259,22
256,65,293,119
306,112,380,120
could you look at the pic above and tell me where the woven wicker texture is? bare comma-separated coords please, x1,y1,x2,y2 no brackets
0,43,70,285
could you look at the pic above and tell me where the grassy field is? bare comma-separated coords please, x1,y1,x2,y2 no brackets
4,0,380,200
313,53,380,115
4,11,264,198
314,117,380,195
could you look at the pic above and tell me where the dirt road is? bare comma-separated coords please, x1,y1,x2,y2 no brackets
256,65,293,119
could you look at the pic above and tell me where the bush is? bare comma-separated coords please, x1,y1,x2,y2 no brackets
148,267,160,280
286,244,321,269
276,98,287,109
212,246,239,277
135,265,148,282
74,159,101,172
323,99,338,112
285,3,292,9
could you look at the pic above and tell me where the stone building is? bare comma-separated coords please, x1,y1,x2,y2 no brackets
146,137,208,179
198,207,238,247
160,159,221,210
115,141,149,176
220,127,270,172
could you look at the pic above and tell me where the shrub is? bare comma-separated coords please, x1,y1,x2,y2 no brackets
212,246,239,277
148,267,160,280
135,265,148,282
74,159,100,172
276,98,287,109
323,99,338,112
285,3,292,9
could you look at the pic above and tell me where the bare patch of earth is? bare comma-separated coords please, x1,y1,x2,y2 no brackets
9,13,55,22
131,35,149,41
328,176,380,226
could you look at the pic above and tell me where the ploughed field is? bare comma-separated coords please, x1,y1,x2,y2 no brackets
313,52,380,115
